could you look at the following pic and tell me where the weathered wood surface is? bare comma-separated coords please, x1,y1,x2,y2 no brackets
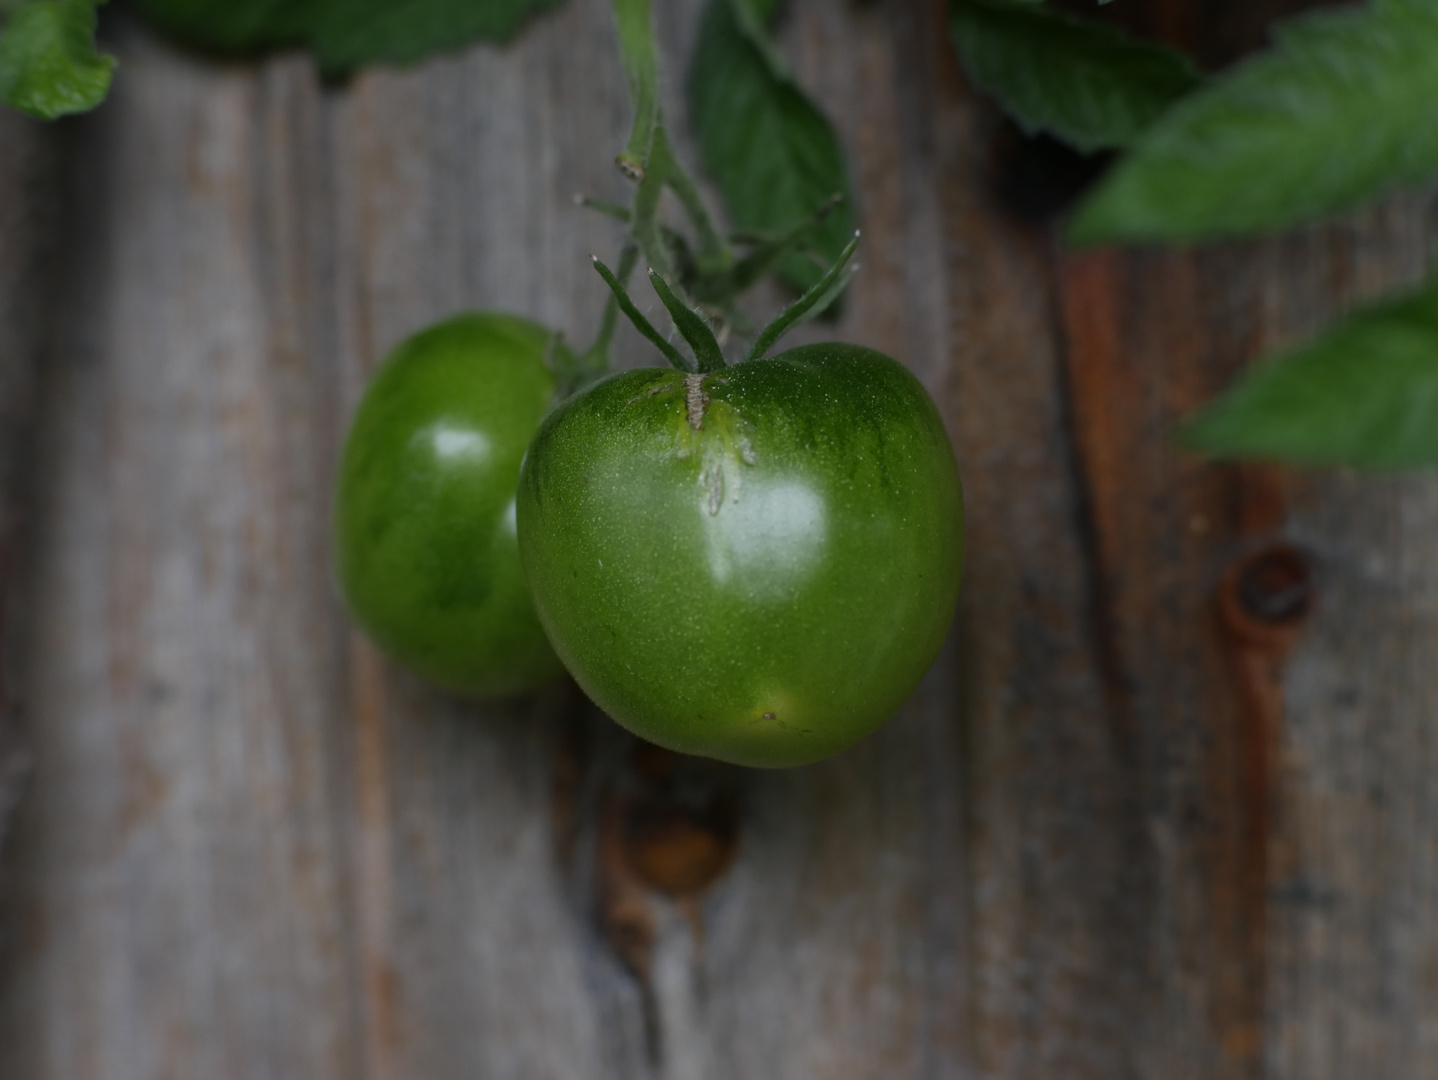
0,109,63,861
1,1,1437,1077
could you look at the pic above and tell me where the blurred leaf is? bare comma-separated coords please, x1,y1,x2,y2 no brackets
733,0,782,22
688,0,854,293
1182,277,1438,468
307,0,564,76
128,0,561,75
126,0,321,53
949,0,1200,153
1070,0,1438,244
727,0,786,74
0,0,114,119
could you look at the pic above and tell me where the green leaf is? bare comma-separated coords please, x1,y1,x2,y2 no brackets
1181,277,1438,469
0,0,114,119
1070,0,1438,244
732,0,782,27
949,0,1200,153
306,0,565,77
128,0,562,76
688,0,855,293
126,0,321,53
726,0,787,77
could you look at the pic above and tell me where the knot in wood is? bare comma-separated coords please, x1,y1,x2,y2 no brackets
1237,545,1313,628
1220,542,1314,652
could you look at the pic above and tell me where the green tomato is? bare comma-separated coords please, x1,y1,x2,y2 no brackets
516,344,964,768
335,312,565,696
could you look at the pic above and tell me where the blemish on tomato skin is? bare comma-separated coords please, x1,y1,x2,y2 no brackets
684,373,710,430
627,381,674,406
703,464,724,515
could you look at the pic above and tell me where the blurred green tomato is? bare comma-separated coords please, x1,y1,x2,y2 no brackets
335,312,564,696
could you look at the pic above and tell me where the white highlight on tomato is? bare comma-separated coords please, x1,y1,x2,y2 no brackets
703,476,827,599
425,423,491,463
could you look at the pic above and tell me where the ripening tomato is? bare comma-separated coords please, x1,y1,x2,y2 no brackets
335,312,565,696
516,343,964,767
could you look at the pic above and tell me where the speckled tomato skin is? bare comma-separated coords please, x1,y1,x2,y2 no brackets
516,344,964,767
335,312,564,696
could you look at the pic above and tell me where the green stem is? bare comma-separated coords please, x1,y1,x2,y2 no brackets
608,0,730,288
610,0,661,180
604,0,739,365
576,196,631,223
651,129,731,272
699,193,842,302
628,152,674,283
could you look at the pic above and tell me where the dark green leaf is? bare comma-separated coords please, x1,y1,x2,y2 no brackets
726,0,787,77
128,0,561,75
688,0,854,293
732,0,782,27
126,0,320,53
0,0,114,119
1070,0,1438,244
1181,277,1438,468
307,0,564,77
949,0,1200,153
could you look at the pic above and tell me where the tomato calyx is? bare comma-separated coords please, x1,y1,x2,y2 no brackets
744,231,859,361
594,229,861,377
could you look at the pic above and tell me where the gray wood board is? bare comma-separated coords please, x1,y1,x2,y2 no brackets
1,1,1436,1077
0,108,64,865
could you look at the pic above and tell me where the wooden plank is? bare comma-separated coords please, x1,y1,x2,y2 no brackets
0,0,1436,1077
1047,5,1438,1077
0,110,66,863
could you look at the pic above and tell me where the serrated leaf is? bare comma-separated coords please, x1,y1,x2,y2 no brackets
0,0,114,119
128,0,561,75
949,0,1200,153
1070,0,1438,244
1181,277,1438,468
688,0,855,293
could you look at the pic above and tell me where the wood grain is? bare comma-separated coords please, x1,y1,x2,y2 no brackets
1,0,1436,1077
